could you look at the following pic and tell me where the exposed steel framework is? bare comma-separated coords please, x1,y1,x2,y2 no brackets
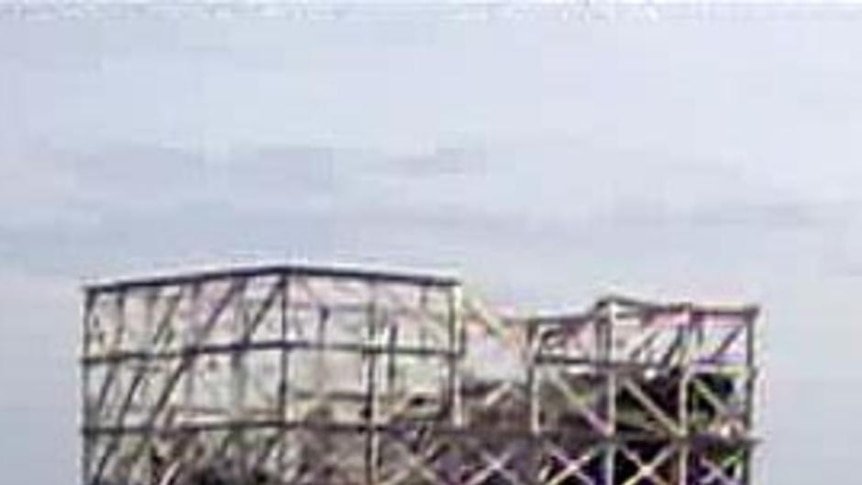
80,264,757,485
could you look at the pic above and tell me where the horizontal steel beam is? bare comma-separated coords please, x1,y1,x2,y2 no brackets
83,339,457,365
82,421,758,448
84,263,460,294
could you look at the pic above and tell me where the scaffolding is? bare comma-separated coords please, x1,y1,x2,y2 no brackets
80,264,757,485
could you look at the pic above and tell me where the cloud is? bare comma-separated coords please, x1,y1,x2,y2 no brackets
1,138,848,280
382,145,486,177
0,143,347,230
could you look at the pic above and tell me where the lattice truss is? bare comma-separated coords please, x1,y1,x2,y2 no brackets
524,296,758,485
80,266,757,485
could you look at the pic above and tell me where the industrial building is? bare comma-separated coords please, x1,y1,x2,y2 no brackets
80,264,757,484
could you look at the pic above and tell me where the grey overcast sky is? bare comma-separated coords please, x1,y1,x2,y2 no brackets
1,3,861,483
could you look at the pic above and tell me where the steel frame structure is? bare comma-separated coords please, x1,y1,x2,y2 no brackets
80,265,757,485
523,295,758,485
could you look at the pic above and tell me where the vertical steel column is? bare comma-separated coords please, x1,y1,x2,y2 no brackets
80,290,96,485
602,302,616,485
526,320,540,435
448,284,464,427
184,283,201,425
677,306,693,485
742,309,758,484
231,280,248,476
314,301,328,407
277,275,290,477
364,282,380,485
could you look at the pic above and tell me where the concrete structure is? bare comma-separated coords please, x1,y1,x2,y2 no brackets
80,264,758,484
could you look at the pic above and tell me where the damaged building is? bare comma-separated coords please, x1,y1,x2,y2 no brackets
80,264,757,484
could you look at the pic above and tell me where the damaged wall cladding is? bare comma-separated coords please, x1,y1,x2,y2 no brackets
80,264,758,485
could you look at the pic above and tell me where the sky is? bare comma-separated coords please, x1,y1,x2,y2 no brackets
1,3,862,483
